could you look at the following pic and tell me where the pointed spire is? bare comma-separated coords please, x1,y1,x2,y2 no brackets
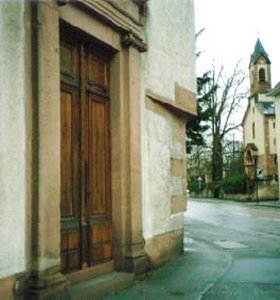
251,38,271,64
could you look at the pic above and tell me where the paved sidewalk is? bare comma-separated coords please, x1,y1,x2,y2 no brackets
62,198,280,300
101,236,230,299
255,200,280,208
100,198,280,300
191,196,280,209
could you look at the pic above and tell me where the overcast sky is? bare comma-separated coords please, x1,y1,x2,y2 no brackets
195,0,280,87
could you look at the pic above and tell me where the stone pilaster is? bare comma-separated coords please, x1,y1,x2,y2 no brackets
123,46,147,274
26,1,67,297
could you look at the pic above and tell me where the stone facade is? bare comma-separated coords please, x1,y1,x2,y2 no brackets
0,0,196,298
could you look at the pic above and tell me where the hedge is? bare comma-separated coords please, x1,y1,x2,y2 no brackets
221,173,246,194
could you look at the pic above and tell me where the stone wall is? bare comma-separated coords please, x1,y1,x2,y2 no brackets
258,154,278,178
142,0,196,266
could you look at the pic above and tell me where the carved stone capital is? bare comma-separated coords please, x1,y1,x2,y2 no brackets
133,0,148,16
122,32,148,53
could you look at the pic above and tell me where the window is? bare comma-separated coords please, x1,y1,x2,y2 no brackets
246,150,252,164
259,68,265,82
252,122,255,139
273,122,275,129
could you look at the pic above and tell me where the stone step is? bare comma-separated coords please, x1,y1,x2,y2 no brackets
67,272,134,300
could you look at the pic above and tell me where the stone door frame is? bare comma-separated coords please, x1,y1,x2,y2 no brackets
27,1,147,295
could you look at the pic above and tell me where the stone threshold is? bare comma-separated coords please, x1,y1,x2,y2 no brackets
66,261,114,283
64,271,134,299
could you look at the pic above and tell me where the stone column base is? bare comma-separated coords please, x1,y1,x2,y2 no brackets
124,251,150,275
0,276,15,300
25,271,69,300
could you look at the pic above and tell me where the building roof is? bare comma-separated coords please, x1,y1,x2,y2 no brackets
255,101,275,115
245,143,258,151
250,38,271,64
268,81,280,97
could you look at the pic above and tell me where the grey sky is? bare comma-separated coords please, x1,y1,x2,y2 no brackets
195,0,280,87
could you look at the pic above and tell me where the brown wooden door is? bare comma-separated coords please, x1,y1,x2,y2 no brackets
60,33,112,273
85,48,112,266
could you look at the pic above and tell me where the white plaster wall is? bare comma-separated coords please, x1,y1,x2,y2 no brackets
259,94,274,102
142,0,195,239
243,103,253,147
146,111,171,237
255,107,265,154
274,97,280,196
142,111,185,239
0,2,27,278
269,117,277,154
144,0,196,98
243,100,265,154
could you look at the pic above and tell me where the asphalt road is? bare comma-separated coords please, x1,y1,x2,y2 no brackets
184,198,280,299
103,198,280,299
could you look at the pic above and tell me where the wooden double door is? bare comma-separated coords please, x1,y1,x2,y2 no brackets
60,33,112,273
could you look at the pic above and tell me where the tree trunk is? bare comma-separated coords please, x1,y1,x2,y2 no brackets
212,134,223,198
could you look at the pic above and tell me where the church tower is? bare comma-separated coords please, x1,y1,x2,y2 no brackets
249,38,271,96
243,38,277,184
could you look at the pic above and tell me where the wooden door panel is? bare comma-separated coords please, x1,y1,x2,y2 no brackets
89,217,112,265
87,50,109,92
61,91,73,217
60,39,80,83
87,95,112,265
60,87,81,272
61,230,80,272
60,87,80,219
88,98,107,215
60,33,112,272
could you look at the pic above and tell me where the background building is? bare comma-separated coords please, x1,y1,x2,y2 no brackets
268,82,280,198
243,39,277,181
0,1,196,298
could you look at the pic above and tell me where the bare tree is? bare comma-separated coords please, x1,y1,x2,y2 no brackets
205,61,248,197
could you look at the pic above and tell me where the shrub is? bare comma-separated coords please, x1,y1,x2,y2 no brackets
188,181,205,193
221,173,246,194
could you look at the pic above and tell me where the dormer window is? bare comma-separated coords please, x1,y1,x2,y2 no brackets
259,68,265,82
